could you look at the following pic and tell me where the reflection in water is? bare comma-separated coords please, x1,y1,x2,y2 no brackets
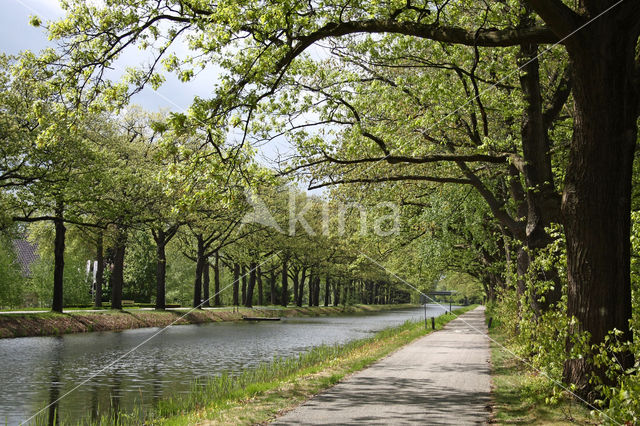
151,358,162,406
109,370,122,423
47,374,59,426
47,338,62,426
0,305,453,424
89,382,99,422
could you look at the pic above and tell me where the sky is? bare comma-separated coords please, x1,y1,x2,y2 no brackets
1,0,218,111
0,0,297,168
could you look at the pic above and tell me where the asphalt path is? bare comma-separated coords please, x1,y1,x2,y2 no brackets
273,306,491,425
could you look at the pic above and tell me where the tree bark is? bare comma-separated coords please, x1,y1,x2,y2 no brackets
561,25,638,398
232,263,240,306
202,256,210,307
296,267,307,307
281,257,289,306
313,275,321,306
241,265,247,305
333,279,340,306
152,225,178,311
308,271,314,306
517,43,563,312
245,262,257,307
257,265,263,306
192,235,205,308
110,227,127,310
324,275,330,307
292,267,299,305
518,43,561,237
213,251,221,306
51,203,65,313
154,229,167,310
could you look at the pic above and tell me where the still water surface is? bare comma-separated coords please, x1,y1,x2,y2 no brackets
0,305,452,424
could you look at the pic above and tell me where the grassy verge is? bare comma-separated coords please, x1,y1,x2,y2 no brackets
0,304,419,338
487,313,593,424
58,305,475,425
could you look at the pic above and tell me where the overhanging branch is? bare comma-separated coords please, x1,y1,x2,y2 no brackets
278,20,557,75
308,175,473,190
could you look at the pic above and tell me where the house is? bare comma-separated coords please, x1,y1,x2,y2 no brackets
12,239,39,277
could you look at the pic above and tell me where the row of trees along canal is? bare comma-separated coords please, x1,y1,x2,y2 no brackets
2,0,640,406
0,77,415,310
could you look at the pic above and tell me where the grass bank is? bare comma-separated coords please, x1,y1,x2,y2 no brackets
487,312,592,424
36,305,477,425
0,303,419,339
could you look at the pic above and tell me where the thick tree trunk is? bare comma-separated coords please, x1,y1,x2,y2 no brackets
233,263,240,306
482,273,497,304
257,266,263,306
110,228,127,310
517,43,563,313
324,275,330,307
192,236,205,308
296,267,307,307
245,262,257,307
308,272,314,306
313,275,321,306
51,204,66,313
562,28,638,398
281,258,289,306
241,265,247,305
333,279,340,306
94,232,104,308
518,44,561,236
202,256,210,307
213,251,221,306
154,229,167,310
292,268,299,305
152,225,178,310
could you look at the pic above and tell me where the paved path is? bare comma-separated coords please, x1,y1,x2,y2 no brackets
273,306,491,425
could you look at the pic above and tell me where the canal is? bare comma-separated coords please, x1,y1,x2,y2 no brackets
0,305,453,424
